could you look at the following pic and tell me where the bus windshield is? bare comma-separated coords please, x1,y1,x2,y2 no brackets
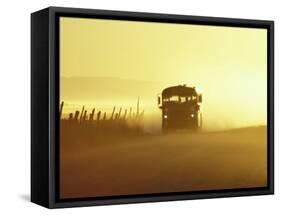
163,95,197,104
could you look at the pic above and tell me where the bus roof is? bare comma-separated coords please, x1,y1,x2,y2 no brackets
162,85,197,97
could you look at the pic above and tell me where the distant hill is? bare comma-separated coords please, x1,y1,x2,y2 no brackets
60,76,167,102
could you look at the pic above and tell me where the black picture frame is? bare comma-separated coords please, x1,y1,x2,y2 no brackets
31,6,274,208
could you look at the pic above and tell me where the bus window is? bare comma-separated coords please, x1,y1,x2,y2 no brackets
180,96,187,103
169,96,179,102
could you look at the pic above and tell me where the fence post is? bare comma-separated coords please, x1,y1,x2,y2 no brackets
123,109,127,120
111,106,116,120
79,106,85,123
97,111,101,121
136,97,139,118
118,107,122,119
74,110,79,122
89,108,95,122
60,101,64,119
69,113,73,121
114,113,118,120
129,107,132,119
83,110,87,121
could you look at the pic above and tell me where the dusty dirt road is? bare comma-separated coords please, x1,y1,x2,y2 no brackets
60,126,267,198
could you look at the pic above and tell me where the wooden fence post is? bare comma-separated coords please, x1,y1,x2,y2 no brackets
83,110,87,121
129,107,132,119
79,106,85,123
103,112,106,120
136,97,139,118
74,110,79,121
97,111,101,121
118,107,122,119
114,113,118,120
69,113,73,120
60,101,64,119
123,109,127,120
111,106,116,120
89,108,95,122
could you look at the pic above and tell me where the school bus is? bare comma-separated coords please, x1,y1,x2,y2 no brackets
158,85,202,131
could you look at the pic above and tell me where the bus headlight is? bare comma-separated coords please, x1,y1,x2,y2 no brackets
190,114,194,118
164,115,168,119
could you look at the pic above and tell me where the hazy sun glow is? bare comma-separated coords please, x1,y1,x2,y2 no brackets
60,17,267,131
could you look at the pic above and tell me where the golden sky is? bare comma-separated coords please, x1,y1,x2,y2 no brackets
60,17,267,130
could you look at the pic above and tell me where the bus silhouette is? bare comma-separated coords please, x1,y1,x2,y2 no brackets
158,85,202,132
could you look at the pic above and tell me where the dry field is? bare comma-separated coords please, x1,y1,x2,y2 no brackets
60,125,267,198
